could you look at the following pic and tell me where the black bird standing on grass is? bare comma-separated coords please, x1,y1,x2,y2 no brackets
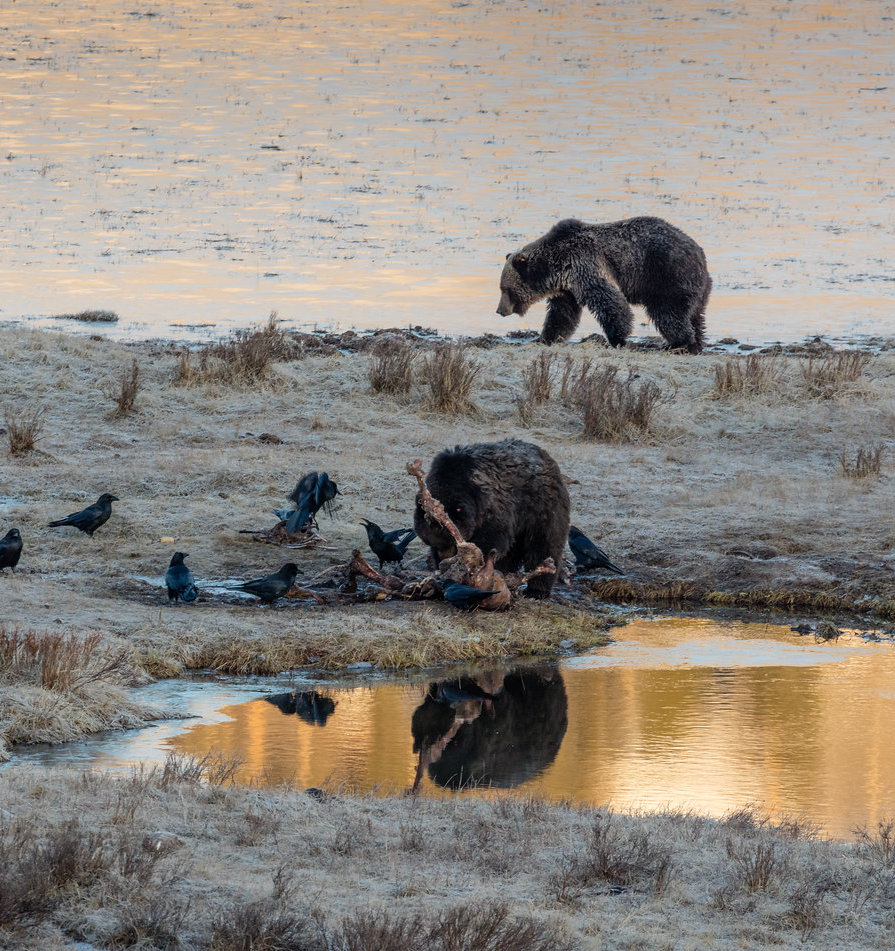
568,525,624,575
231,563,300,605
47,493,119,537
0,528,23,571
285,471,339,534
442,582,498,611
165,552,198,603
360,518,416,570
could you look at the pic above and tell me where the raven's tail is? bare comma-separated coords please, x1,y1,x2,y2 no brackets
181,584,199,602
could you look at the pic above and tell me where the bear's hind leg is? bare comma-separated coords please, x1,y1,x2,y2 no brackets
581,281,634,348
645,297,701,353
540,292,582,345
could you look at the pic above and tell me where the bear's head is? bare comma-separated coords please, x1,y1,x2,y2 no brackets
497,251,549,316
414,449,486,558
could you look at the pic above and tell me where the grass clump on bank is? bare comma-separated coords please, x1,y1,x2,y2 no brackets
516,351,557,424
800,350,873,397
368,337,417,395
572,363,662,442
4,406,44,455
422,342,481,415
839,443,884,479
54,309,118,323
171,601,616,676
0,626,169,760
105,358,140,418
176,313,293,386
712,353,783,397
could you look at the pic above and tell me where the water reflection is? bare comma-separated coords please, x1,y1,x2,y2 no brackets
265,690,337,727
10,617,895,837
410,668,567,792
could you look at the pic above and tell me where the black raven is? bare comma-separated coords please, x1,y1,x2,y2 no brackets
165,551,198,603
442,582,498,611
231,562,300,604
285,471,339,534
47,493,119,537
360,518,416,569
0,528,23,571
568,525,624,575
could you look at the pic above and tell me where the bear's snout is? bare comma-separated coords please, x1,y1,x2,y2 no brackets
496,294,514,317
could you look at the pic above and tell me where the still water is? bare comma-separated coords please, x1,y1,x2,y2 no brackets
13,616,895,838
1,1,893,343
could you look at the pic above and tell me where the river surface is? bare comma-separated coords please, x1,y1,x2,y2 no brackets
0,1,893,343
12,615,895,839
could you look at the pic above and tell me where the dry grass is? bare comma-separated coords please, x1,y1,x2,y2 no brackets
54,309,118,323
0,629,134,691
331,902,573,951
725,837,784,892
4,406,44,454
185,602,615,675
176,313,293,386
572,363,663,441
712,353,783,397
422,342,481,415
147,751,243,789
0,767,892,950
558,354,594,403
551,813,672,901
800,350,873,397
105,358,140,418
839,443,884,479
368,338,417,395
517,351,556,424
0,626,168,760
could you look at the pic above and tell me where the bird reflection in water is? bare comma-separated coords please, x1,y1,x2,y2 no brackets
264,690,337,726
410,667,567,793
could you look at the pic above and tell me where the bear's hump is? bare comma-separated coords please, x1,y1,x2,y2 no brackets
546,219,587,241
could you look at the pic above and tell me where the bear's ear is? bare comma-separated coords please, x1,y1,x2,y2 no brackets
505,252,512,260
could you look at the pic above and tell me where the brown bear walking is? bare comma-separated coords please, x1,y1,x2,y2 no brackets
413,438,570,599
497,216,711,353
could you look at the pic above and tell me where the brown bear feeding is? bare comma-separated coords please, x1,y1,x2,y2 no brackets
497,216,711,353
413,438,570,599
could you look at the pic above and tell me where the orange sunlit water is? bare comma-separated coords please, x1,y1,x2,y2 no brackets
0,1,892,342
17,616,895,839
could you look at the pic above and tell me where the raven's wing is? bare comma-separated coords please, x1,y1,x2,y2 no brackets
289,471,319,506
382,527,414,543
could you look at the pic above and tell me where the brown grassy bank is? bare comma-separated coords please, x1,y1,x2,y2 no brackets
0,762,893,949
1,325,894,756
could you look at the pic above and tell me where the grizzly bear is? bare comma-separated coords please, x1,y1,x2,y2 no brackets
413,438,570,599
497,216,711,353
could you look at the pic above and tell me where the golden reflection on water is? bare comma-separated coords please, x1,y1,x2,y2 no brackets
166,617,895,837
0,1,892,341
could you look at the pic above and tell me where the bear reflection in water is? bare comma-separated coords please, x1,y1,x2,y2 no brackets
265,690,337,726
410,668,567,792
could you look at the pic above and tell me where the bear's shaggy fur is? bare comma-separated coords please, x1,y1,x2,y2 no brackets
497,216,711,352
413,438,570,599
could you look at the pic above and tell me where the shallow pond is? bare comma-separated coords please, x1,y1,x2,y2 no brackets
12,615,895,838
1,1,893,344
